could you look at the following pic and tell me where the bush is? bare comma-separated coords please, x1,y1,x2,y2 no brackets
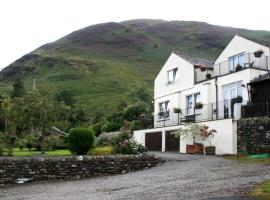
89,146,114,156
0,145,3,156
68,128,94,155
96,131,130,147
92,123,102,137
117,139,146,155
45,135,63,151
101,121,121,133
25,134,39,151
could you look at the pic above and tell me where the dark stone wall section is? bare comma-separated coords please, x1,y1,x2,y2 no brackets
0,155,163,185
237,118,270,154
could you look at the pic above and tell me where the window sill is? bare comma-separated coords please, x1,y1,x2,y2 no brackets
166,80,179,86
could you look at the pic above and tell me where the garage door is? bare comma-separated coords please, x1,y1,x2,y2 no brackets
165,131,180,151
145,132,162,151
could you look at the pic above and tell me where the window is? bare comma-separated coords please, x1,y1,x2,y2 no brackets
159,101,170,119
222,81,243,118
167,68,178,84
229,53,245,71
186,93,201,115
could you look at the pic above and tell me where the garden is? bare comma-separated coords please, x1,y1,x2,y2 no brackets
0,79,150,157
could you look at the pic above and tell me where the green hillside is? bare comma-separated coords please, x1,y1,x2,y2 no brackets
1,19,270,118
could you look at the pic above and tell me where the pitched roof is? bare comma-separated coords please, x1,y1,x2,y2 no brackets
173,51,214,68
250,72,270,84
239,35,270,48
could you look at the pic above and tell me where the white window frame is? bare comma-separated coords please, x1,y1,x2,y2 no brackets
158,100,170,119
167,68,178,85
229,53,245,72
186,92,201,115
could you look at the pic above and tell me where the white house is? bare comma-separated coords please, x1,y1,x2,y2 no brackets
133,35,270,155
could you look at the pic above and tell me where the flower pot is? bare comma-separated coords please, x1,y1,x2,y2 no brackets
186,143,204,154
205,146,216,155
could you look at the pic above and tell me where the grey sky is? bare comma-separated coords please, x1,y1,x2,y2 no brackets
1,0,270,70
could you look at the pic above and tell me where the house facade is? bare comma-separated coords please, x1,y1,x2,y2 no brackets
133,35,270,155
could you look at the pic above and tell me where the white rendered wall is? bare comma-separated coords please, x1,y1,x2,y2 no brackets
215,35,270,64
154,53,194,99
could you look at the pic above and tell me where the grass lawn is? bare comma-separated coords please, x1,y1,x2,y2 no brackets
2,148,71,157
223,155,270,164
250,181,270,200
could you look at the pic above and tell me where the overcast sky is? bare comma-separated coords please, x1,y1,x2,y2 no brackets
0,0,270,70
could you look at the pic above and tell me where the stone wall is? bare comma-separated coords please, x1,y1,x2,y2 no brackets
237,117,270,154
0,155,163,186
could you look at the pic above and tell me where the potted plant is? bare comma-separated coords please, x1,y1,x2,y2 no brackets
199,125,217,155
254,49,264,58
235,64,243,71
206,73,211,79
173,107,182,125
231,95,243,104
195,102,203,109
174,124,204,154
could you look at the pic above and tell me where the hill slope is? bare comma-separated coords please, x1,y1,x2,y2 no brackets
1,19,270,117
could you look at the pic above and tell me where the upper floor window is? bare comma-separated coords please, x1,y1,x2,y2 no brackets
167,68,178,85
159,100,170,118
229,53,245,72
186,93,201,115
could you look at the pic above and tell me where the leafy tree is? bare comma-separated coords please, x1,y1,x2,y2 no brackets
54,90,76,106
123,101,150,121
0,95,12,134
11,78,25,98
128,86,152,104
14,91,70,154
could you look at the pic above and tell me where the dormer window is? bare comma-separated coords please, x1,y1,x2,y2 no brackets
167,68,178,85
229,53,245,72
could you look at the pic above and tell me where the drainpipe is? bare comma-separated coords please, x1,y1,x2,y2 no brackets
215,78,218,119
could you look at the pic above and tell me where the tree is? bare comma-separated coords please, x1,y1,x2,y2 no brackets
0,95,12,134
174,124,203,144
15,91,70,154
128,86,152,104
11,78,25,98
54,90,76,106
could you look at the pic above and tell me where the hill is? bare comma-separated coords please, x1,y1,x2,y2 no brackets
1,19,270,118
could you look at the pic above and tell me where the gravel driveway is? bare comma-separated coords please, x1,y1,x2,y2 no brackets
1,153,269,200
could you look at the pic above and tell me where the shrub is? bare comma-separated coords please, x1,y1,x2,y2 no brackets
96,131,121,146
92,123,102,137
0,145,3,156
25,134,38,151
45,135,63,151
101,121,121,133
68,128,94,155
89,146,114,156
117,139,146,155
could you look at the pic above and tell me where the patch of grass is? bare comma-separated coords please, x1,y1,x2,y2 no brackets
250,181,270,200
223,155,270,164
2,148,71,157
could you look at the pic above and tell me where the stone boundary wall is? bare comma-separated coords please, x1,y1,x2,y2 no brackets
0,155,163,186
237,118,270,154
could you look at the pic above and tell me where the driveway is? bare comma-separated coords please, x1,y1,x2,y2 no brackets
1,153,269,200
